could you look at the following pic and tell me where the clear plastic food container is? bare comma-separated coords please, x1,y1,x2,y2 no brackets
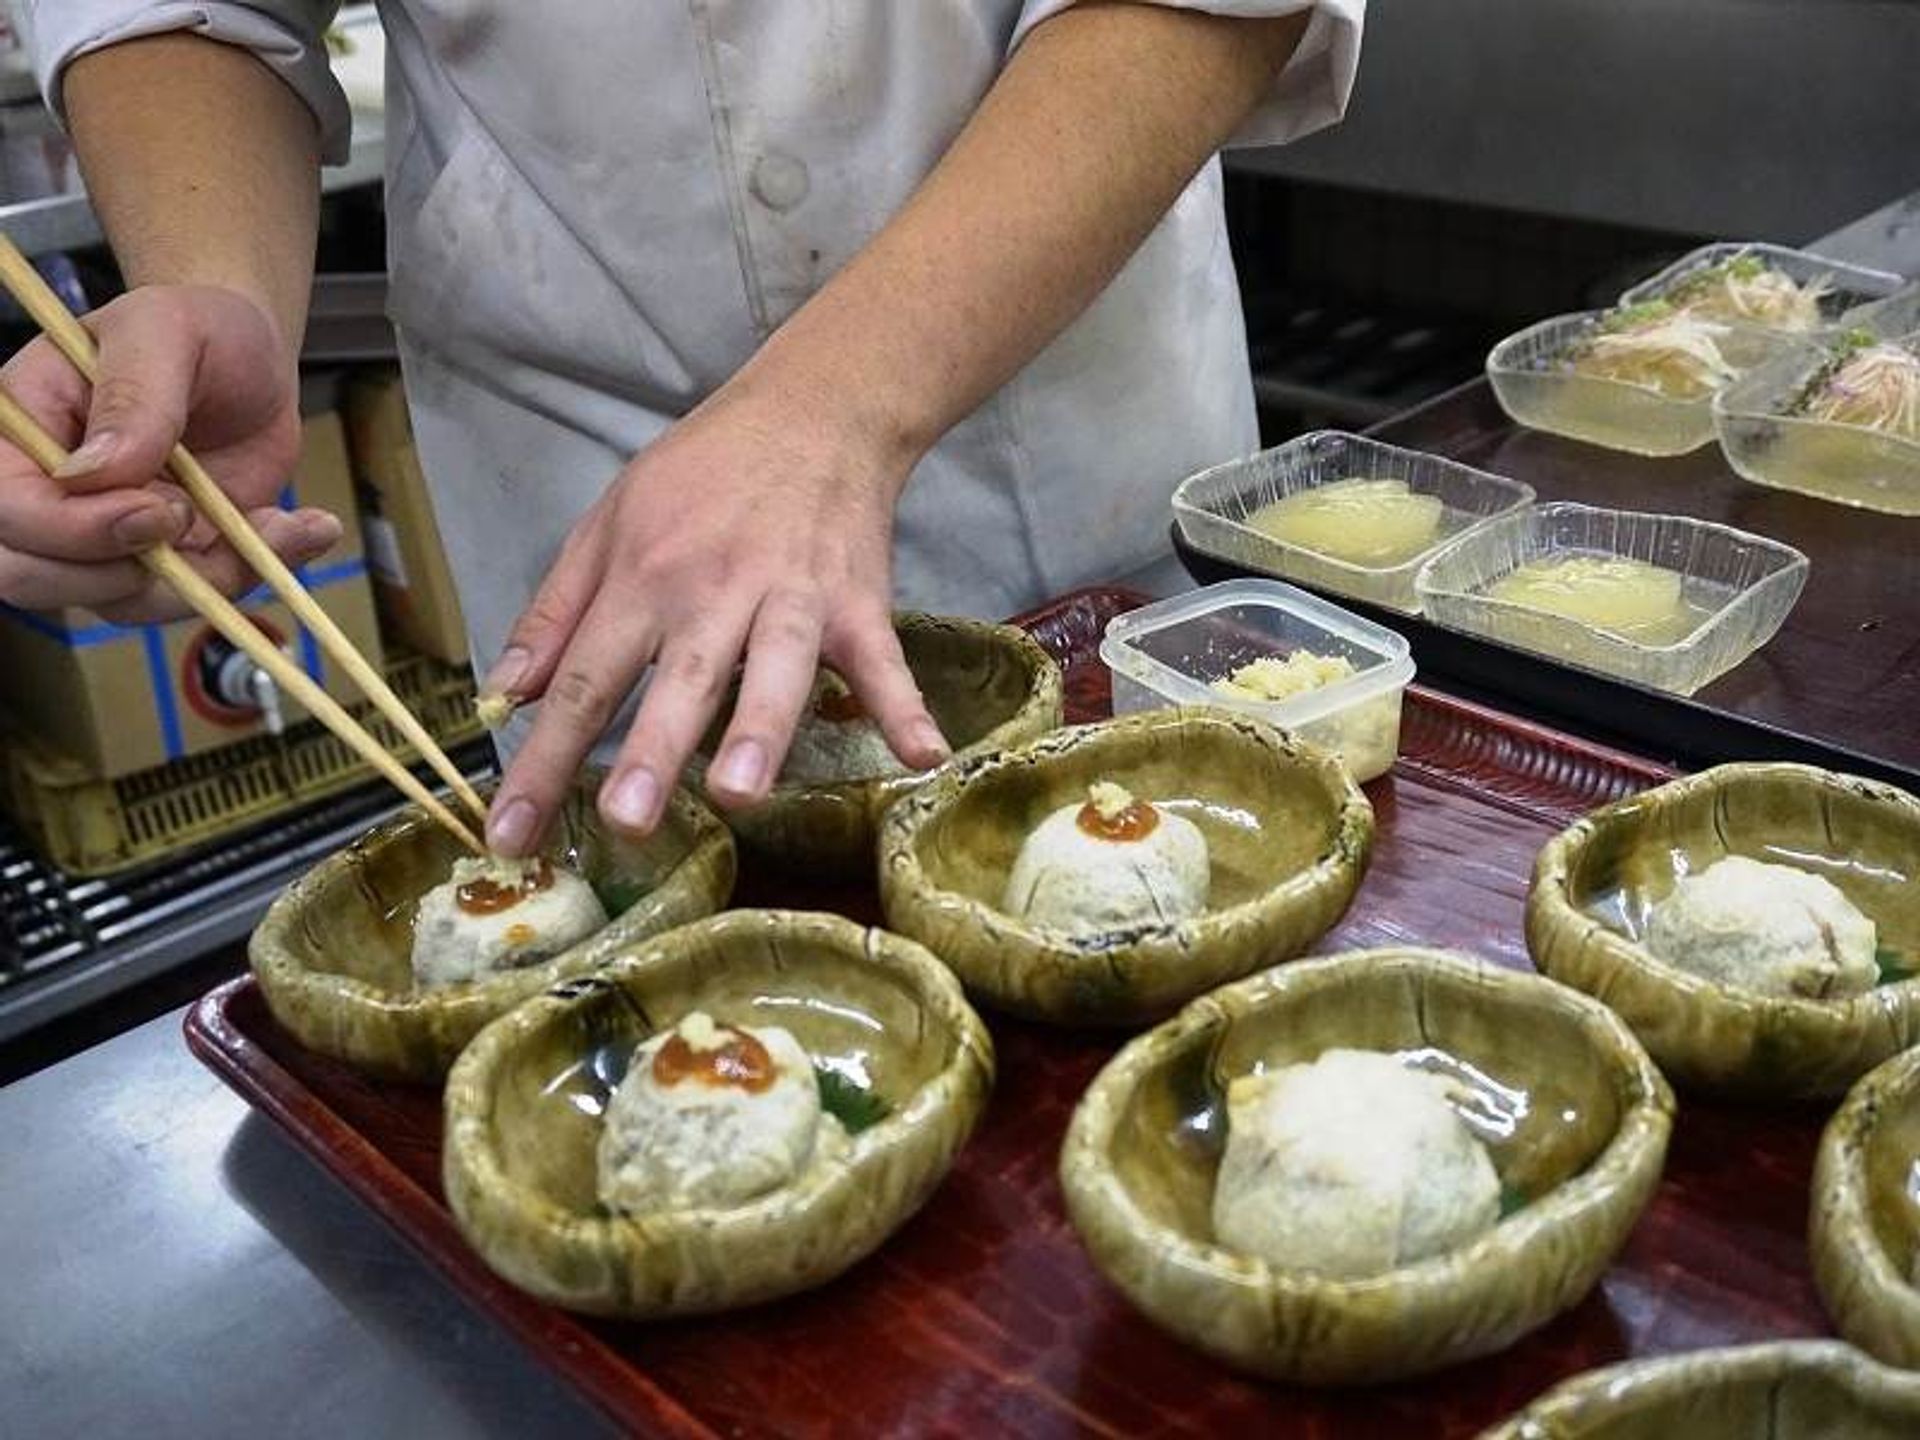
1486,311,1722,456
1413,502,1808,696
1618,241,1905,369
1713,328,1920,517
1100,579,1415,783
1845,280,1920,342
1170,431,1534,614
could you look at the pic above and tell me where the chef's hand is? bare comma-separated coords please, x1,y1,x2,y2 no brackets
0,284,341,623
482,382,951,853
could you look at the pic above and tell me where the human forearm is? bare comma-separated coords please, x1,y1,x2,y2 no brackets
731,1,1309,472
64,33,323,364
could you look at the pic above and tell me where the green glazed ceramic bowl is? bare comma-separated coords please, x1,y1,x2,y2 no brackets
1478,1341,1920,1437
442,909,994,1316
1811,1046,1920,1368
694,612,1063,879
1060,948,1672,1384
1528,763,1920,1098
250,773,735,1082
879,707,1372,1026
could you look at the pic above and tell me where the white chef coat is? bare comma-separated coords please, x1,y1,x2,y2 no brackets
27,1,1362,667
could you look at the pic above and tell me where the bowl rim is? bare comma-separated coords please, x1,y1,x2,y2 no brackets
1170,429,1538,584
1527,762,1920,1095
1811,1045,1920,1365
1060,947,1673,1308
1478,1338,1920,1435
880,706,1374,957
251,781,735,1010
691,610,1064,802
1484,309,1730,410
443,907,995,1248
1411,500,1810,658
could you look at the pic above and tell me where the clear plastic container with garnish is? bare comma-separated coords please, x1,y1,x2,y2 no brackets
1486,306,1736,456
1413,502,1808,695
1714,328,1920,516
1619,242,1904,369
1101,579,1415,783
1171,431,1534,614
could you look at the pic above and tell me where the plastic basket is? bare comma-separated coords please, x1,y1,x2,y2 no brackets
0,651,486,877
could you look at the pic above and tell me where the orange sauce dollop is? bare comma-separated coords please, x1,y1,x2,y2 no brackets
1076,799,1160,843
455,857,556,915
652,1025,777,1093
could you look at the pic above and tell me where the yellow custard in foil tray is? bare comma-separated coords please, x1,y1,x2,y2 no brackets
1244,477,1447,568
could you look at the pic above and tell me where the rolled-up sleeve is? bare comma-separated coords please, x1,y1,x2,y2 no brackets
19,1,352,164
1011,0,1364,148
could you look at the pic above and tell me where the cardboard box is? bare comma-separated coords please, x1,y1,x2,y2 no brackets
344,369,471,665
0,411,385,779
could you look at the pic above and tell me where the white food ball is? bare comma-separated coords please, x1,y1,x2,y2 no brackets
595,1012,844,1213
410,855,608,989
1002,782,1210,933
1211,1048,1501,1278
777,673,911,784
1645,854,1879,999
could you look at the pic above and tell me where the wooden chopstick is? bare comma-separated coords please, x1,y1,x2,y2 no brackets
0,235,489,829
0,380,485,855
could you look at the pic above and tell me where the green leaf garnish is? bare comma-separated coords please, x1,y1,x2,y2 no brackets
1499,1184,1529,1218
1603,299,1675,332
816,1065,891,1134
593,877,651,919
1877,946,1911,986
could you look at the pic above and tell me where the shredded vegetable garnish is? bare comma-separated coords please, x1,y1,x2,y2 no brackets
1800,338,1920,440
1668,253,1831,332
1568,302,1737,399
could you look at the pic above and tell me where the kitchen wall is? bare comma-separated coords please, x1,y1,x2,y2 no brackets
1237,0,1920,241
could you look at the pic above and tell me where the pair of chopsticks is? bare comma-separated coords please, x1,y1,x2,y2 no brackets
0,235,486,853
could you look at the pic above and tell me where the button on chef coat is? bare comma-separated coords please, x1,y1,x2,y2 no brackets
29,1,1363,666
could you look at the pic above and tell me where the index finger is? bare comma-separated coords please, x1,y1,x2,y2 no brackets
488,591,661,857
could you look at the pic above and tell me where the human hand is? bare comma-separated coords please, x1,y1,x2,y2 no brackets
482,382,951,855
0,284,342,623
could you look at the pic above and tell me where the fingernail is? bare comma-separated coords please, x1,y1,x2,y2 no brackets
485,646,531,698
55,431,120,479
603,768,661,831
111,504,174,550
487,797,538,855
712,739,768,797
912,719,951,765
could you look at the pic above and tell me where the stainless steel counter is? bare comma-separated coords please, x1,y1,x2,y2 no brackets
0,1005,612,1437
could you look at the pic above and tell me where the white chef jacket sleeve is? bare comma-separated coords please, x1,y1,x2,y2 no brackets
20,1,351,165
1010,0,1363,148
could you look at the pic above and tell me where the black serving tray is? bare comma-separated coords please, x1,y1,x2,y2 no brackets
1173,379,1920,790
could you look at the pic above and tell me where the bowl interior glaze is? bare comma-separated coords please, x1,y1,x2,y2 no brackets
1108,956,1629,1247
1562,769,1920,983
285,778,704,995
483,920,972,1216
913,717,1348,919
699,614,1059,781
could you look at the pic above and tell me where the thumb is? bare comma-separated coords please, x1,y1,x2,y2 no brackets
55,301,196,493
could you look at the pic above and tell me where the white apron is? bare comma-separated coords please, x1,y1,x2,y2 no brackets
31,0,1363,662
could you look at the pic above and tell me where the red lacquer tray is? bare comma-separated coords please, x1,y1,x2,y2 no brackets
186,587,1835,1438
